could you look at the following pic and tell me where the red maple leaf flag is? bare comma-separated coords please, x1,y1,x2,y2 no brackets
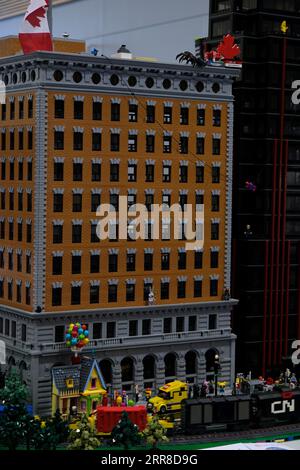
217,34,241,61
19,0,53,54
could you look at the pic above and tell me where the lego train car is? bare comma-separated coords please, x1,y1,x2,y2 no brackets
180,389,300,434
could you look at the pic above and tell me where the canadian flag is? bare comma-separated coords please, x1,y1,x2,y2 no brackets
19,0,53,54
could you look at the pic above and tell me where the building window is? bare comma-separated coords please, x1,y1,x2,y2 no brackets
164,106,172,124
27,130,33,150
92,132,102,151
142,319,151,336
18,130,24,150
74,101,83,120
54,162,64,181
212,194,220,212
196,194,204,205
128,194,136,209
73,194,82,212
26,224,32,243
213,109,221,126
0,192,5,210
163,136,172,153
128,163,137,182
180,137,188,154
107,321,116,338
0,220,5,239
196,137,205,155
145,194,154,211
90,254,100,273
127,253,136,272
9,192,14,210
109,254,118,273
92,162,101,181
26,254,31,274
161,282,169,300
93,323,102,339
110,194,119,211
194,280,203,298
146,135,155,153
0,280,4,298
10,100,15,120
210,279,218,297
73,131,83,151
1,132,5,151
72,255,81,275
53,194,63,212
52,288,62,306
194,251,203,269
211,223,220,240
189,316,197,331
180,107,189,125
110,163,119,182
10,161,14,180
18,161,23,180
108,285,118,303
178,252,187,270
211,251,219,268
52,256,62,275
0,251,4,268
145,164,154,182
164,318,172,334
91,224,99,243
1,103,6,121
144,283,153,301
161,253,170,270
146,105,155,123
9,221,14,240
212,138,221,155
197,108,205,125
129,104,138,122
212,167,220,183
27,161,32,181
73,162,83,181
72,225,82,243
91,193,101,212
177,281,186,299
26,286,31,305
176,317,185,333
8,252,13,270
17,253,22,272
129,320,138,337
126,284,135,302
179,166,188,183
144,253,153,271
28,98,33,119
19,100,24,119
55,325,65,343
55,99,64,119
71,286,81,305
21,324,27,342
128,135,137,152
1,160,5,179
90,285,100,304
209,314,217,330
111,133,120,151
111,103,120,121
54,130,64,150
163,165,171,182
8,282,13,300
93,101,102,120
53,225,63,244
16,284,22,303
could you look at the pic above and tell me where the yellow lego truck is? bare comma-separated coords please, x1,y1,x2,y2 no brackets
147,381,188,415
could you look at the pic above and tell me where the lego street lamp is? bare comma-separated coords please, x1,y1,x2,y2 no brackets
214,354,221,397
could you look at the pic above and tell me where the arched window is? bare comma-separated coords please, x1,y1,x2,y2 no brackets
185,351,197,375
143,355,156,381
99,359,113,385
121,357,134,383
164,353,177,378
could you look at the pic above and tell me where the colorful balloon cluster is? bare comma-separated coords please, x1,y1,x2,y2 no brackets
65,323,89,349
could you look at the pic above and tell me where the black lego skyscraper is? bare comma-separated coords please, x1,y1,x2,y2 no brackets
204,0,300,375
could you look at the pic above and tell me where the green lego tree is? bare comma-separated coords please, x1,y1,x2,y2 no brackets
0,371,29,450
50,409,70,444
111,411,142,450
142,414,169,449
68,414,100,450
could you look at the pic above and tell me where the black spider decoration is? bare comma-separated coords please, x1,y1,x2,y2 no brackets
176,51,206,68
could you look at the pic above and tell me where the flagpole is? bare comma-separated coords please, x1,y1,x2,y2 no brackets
48,0,53,37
